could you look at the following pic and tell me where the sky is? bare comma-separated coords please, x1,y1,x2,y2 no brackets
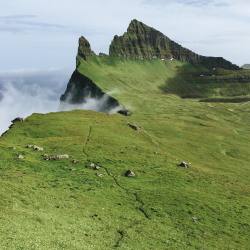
0,0,249,71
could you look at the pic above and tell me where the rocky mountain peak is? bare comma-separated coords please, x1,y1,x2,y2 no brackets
127,19,146,32
109,20,239,70
77,36,95,60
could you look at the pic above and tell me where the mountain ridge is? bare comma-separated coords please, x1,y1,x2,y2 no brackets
77,19,239,70
60,19,250,110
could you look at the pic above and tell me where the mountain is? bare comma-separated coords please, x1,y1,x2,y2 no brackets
242,64,250,69
109,19,239,70
1,20,250,249
61,19,250,105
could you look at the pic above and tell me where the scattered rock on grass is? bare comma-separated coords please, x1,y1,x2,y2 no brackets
43,154,69,161
125,170,135,177
88,162,101,170
118,109,132,116
178,161,191,168
96,173,103,177
127,122,140,131
192,216,198,223
17,154,24,160
26,145,44,151
72,159,79,164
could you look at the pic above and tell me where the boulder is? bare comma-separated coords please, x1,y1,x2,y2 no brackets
125,170,135,177
118,109,132,116
43,154,69,161
88,162,101,170
127,123,140,131
27,145,43,151
96,173,103,177
17,154,24,160
178,161,191,168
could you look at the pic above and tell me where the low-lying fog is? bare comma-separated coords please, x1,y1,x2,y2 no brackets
0,69,123,135
0,69,69,134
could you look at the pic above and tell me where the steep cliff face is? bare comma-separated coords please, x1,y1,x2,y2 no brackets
60,38,127,114
78,36,95,60
110,19,239,70
60,70,122,112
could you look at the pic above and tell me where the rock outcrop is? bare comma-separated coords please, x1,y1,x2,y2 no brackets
60,70,122,112
61,36,128,114
109,19,239,70
78,36,95,60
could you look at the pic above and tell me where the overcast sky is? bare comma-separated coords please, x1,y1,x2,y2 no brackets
0,0,249,71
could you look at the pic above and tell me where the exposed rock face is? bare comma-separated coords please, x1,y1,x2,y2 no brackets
78,36,95,60
110,19,239,70
125,170,136,177
61,36,128,114
60,70,123,112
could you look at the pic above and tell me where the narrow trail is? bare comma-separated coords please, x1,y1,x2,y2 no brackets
114,230,125,248
103,167,150,220
142,129,160,147
83,125,92,158
82,123,150,248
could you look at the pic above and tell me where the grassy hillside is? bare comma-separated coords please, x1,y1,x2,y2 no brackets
0,57,250,249
78,56,250,102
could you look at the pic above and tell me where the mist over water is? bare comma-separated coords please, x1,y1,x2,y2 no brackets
0,69,69,134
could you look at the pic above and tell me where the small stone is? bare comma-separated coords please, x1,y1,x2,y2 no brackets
26,145,43,151
96,173,103,177
89,162,101,170
127,122,140,131
192,216,198,223
33,145,43,151
125,170,135,177
118,109,132,116
72,160,79,164
17,154,24,160
43,154,69,161
89,162,95,168
178,161,191,168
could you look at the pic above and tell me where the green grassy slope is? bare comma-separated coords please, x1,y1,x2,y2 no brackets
78,56,250,101
0,57,250,249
